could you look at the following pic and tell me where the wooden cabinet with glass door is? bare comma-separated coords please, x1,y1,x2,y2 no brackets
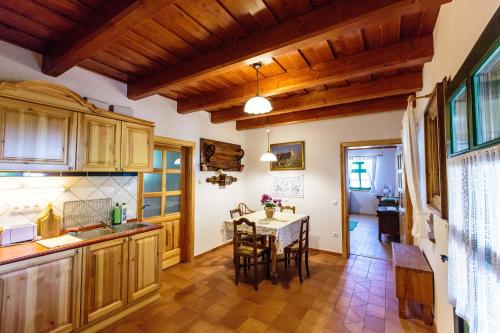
140,145,184,269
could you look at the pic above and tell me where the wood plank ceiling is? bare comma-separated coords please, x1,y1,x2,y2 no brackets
0,0,450,130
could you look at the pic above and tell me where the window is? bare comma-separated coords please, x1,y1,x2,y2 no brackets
140,145,182,219
349,159,371,191
450,84,469,154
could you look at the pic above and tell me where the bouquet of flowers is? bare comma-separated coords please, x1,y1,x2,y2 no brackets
260,194,282,208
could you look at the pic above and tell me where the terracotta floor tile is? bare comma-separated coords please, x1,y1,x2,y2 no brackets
103,245,434,333
237,317,268,333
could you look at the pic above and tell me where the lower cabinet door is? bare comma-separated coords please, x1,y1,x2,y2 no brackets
82,238,128,324
0,249,82,333
128,230,161,302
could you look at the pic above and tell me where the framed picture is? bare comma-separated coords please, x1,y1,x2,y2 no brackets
270,141,305,171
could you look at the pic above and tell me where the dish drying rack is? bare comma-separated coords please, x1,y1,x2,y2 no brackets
63,198,112,230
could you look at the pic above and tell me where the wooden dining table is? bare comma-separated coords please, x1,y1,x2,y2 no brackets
224,210,309,283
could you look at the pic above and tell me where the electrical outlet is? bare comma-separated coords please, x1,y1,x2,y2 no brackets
332,232,338,238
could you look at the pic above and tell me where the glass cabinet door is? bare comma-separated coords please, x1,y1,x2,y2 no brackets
450,85,469,154
473,44,499,146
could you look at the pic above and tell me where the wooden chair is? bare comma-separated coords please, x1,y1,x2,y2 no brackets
238,203,254,215
229,208,241,219
280,205,296,213
233,218,270,290
284,216,310,283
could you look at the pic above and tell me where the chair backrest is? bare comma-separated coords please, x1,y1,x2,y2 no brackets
238,203,254,215
233,218,258,255
298,216,310,251
280,205,296,213
230,208,241,219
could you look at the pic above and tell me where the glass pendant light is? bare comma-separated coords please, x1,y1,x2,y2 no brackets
260,129,277,162
244,62,272,115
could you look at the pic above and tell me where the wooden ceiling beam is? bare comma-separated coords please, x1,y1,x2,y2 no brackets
42,0,177,76
128,0,450,100
211,72,422,123
178,36,432,113
235,95,408,130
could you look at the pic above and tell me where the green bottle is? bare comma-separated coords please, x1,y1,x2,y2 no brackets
112,203,122,225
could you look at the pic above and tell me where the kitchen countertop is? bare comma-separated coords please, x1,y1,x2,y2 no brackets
0,222,162,266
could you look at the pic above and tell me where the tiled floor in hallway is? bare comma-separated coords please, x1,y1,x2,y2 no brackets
102,245,432,333
349,214,395,261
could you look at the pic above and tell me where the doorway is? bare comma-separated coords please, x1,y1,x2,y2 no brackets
340,139,412,259
138,136,195,269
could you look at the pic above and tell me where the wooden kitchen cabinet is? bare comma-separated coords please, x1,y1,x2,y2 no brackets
128,229,161,302
77,113,122,171
81,238,128,324
0,249,82,333
0,99,77,170
121,122,153,172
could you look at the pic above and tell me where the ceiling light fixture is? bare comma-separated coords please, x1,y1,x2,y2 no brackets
260,128,277,162
244,62,272,115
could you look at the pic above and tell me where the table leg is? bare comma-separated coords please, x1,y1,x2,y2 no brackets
270,236,278,284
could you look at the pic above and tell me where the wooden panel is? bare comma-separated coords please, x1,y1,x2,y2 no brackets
235,95,407,130
121,122,154,172
200,138,244,171
0,99,77,170
212,72,422,123
177,36,433,112
77,114,121,171
128,230,161,301
128,0,450,99
161,219,181,269
0,249,82,333
82,238,128,324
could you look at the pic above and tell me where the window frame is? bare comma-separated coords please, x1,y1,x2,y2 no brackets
349,160,372,191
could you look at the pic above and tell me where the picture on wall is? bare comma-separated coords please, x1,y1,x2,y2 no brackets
270,141,305,171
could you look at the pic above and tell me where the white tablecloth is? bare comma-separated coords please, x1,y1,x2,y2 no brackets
223,211,308,254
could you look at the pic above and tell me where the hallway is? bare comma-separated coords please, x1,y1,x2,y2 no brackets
349,214,395,260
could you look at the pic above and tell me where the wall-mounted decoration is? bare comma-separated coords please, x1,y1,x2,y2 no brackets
270,141,305,171
206,169,238,187
270,174,304,198
424,79,448,220
200,138,244,172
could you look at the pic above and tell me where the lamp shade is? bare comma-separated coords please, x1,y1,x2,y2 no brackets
244,95,272,114
260,151,277,162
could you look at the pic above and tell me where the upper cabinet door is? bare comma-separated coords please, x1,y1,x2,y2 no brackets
0,101,77,170
78,114,121,171
121,122,153,172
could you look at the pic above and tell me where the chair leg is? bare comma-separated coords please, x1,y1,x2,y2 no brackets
305,250,310,277
284,252,288,271
243,258,247,275
235,256,240,285
266,251,270,279
298,253,303,283
253,257,258,291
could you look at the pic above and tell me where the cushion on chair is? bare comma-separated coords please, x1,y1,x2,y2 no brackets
238,245,265,256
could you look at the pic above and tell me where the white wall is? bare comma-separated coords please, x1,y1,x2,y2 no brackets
412,1,499,333
348,148,397,215
243,111,404,253
0,41,245,255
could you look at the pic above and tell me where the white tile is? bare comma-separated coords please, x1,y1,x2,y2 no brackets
1,178,22,190
21,177,60,189
112,188,132,206
112,176,131,187
56,177,82,188
53,191,79,213
87,176,109,188
87,189,108,200
0,201,10,216
70,178,97,200
125,200,137,219
124,177,138,197
100,178,120,197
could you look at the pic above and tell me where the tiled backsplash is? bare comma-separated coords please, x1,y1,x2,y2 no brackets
0,176,138,227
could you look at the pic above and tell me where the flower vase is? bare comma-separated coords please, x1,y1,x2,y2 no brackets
265,207,275,219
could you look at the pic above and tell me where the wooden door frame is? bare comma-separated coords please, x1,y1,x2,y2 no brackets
340,138,402,259
138,136,195,263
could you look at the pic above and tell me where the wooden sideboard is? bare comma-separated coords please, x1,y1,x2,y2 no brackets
0,81,154,172
392,243,434,325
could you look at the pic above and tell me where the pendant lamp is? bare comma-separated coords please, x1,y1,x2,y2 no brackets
244,62,272,114
260,129,277,162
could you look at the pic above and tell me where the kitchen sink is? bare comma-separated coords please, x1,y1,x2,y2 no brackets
111,222,150,232
69,228,114,240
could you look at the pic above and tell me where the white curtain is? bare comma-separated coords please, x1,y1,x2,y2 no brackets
447,145,500,333
367,156,377,192
402,98,425,237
